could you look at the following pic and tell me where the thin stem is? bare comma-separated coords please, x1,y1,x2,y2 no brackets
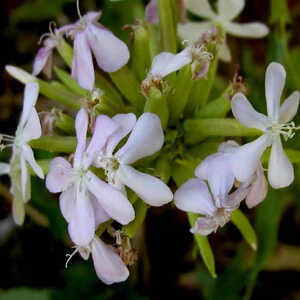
76,0,83,19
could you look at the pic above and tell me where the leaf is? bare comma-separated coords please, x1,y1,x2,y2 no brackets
188,212,216,278
269,0,291,25
231,209,257,251
0,288,51,300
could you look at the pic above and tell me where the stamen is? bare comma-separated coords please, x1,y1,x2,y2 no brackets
65,247,79,268
48,21,57,35
38,33,51,45
271,121,300,141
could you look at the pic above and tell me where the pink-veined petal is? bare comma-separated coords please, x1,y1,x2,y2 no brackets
146,0,158,24
218,0,245,20
89,192,110,228
184,0,216,19
86,171,135,225
46,157,72,193
91,236,129,285
32,46,53,76
279,91,299,124
72,31,94,90
105,113,137,155
116,165,173,207
74,108,89,168
22,144,44,179
22,108,42,142
68,189,95,246
87,24,129,73
84,114,118,168
19,82,39,128
59,186,75,223
174,178,216,216
224,21,269,38
190,216,217,236
232,92,269,131
268,136,294,189
245,164,268,208
116,113,164,164
178,21,213,43
230,133,271,183
265,62,286,121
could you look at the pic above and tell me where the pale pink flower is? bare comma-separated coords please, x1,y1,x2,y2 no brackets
46,108,135,246
146,0,158,24
94,113,173,207
62,11,129,90
66,235,129,285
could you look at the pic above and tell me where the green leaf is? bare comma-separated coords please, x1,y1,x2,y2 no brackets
188,212,216,278
244,188,286,300
184,118,261,144
231,209,257,251
0,288,51,300
269,0,290,26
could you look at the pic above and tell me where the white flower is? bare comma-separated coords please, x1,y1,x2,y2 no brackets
178,0,269,62
94,112,173,207
231,62,299,189
0,83,44,225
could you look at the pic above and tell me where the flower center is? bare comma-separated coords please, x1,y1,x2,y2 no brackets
97,155,120,185
269,121,300,141
0,134,18,152
214,208,232,227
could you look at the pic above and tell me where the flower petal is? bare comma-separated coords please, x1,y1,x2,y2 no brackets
265,62,286,121
218,140,239,153
86,171,135,225
184,0,216,19
32,46,53,76
116,113,164,164
245,164,268,208
22,108,42,142
195,153,235,207
218,0,245,20
68,189,95,246
72,31,94,90
0,162,10,175
190,216,217,236
232,92,269,131
83,115,118,168
174,178,216,216
223,21,269,38
91,236,129,285
150,48,192,78
225,185,248,208
19,82,39,128
59,186,75,223
268,136,294,189
20,155,28,201
89,193,111,228
178,21,213,43
83,11,102,23
105,113,137,155
279,91,300,124
117,165,173,206
218,41,232,62
22,143,44,179
230,133,271,182
87,25,129,73
46,157,72,193
146,0,159,24
74,108,88,168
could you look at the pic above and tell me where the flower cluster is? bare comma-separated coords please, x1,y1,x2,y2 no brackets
1,0,299,285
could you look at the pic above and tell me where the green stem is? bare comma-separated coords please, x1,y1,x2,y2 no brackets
158,0,177,53
110,66,145,112
30,136,77,153
55,112,75,135
184,118,262,144
56,39,73,68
